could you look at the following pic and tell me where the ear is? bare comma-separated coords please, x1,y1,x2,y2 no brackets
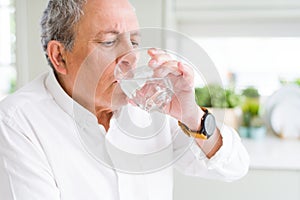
47,40,68,75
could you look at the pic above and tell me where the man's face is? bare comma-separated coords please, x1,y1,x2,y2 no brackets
64,0,139,112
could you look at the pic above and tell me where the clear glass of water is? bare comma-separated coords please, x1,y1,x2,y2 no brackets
115,48,174,112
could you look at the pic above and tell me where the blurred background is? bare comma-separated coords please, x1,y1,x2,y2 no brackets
0,0,300,199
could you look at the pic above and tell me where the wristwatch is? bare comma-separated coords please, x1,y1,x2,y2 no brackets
178,107,216,140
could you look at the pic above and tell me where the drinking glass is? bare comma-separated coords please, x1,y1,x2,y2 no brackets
115,48,174,112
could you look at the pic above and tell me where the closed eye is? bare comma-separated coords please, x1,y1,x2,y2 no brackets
100,40,117,47
131,41,139,48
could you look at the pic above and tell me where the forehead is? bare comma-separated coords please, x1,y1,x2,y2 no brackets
80,0,139,33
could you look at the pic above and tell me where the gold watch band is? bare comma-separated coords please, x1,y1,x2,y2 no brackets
178,107,209,140
178,120,208,140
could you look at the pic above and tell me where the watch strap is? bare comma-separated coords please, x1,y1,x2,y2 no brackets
178,107,210,140
178,120,208,140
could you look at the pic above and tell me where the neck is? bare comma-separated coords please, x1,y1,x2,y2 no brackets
55,73,114,131
96,109,114,132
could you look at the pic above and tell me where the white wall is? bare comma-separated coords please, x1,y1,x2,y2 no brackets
129,0,164,28
15,0,49,87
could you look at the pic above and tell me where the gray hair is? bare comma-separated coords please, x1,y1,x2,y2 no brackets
40,0,87,68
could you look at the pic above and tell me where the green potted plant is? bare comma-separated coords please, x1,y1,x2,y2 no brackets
250,116,267,140
239,87,266,139
294,78,300,86
195,84,241,130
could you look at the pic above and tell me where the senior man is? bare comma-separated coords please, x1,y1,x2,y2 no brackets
0,0,249,199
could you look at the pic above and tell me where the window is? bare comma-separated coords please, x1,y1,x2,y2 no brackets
0,0,16,100
174,0,300,96
195,37,300,96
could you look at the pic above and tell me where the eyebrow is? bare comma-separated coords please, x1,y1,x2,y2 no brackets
95,30,119,38
95,30,140,38
130,31,141,37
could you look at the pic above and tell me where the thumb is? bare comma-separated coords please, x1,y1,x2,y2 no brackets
178,62,194,86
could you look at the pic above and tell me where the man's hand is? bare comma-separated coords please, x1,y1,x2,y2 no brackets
147,48,222,158
147,48,203,129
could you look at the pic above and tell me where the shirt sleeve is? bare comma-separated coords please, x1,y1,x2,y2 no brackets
170,117,250,182
0,120,61,200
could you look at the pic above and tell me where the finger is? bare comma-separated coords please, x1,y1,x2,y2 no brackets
148,48,167,57
155,68,182,78
153,61,182,77
148,54,174,68
178,62,194,86
178,62,193,76
148,48,173,68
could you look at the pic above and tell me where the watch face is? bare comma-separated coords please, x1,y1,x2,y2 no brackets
204,114,216,136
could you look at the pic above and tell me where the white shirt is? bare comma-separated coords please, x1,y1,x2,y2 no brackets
0,71,249,200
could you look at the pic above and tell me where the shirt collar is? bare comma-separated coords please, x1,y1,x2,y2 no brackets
44,70,99,128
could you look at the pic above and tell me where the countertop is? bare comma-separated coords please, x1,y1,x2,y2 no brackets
242,134,300,170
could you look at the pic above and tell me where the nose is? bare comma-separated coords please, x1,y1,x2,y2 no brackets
116,40,138,74
116,37,137,63
119,51,137,67
116,51,137,77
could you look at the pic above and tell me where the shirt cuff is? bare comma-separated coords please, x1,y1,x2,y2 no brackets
190,124,235,169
